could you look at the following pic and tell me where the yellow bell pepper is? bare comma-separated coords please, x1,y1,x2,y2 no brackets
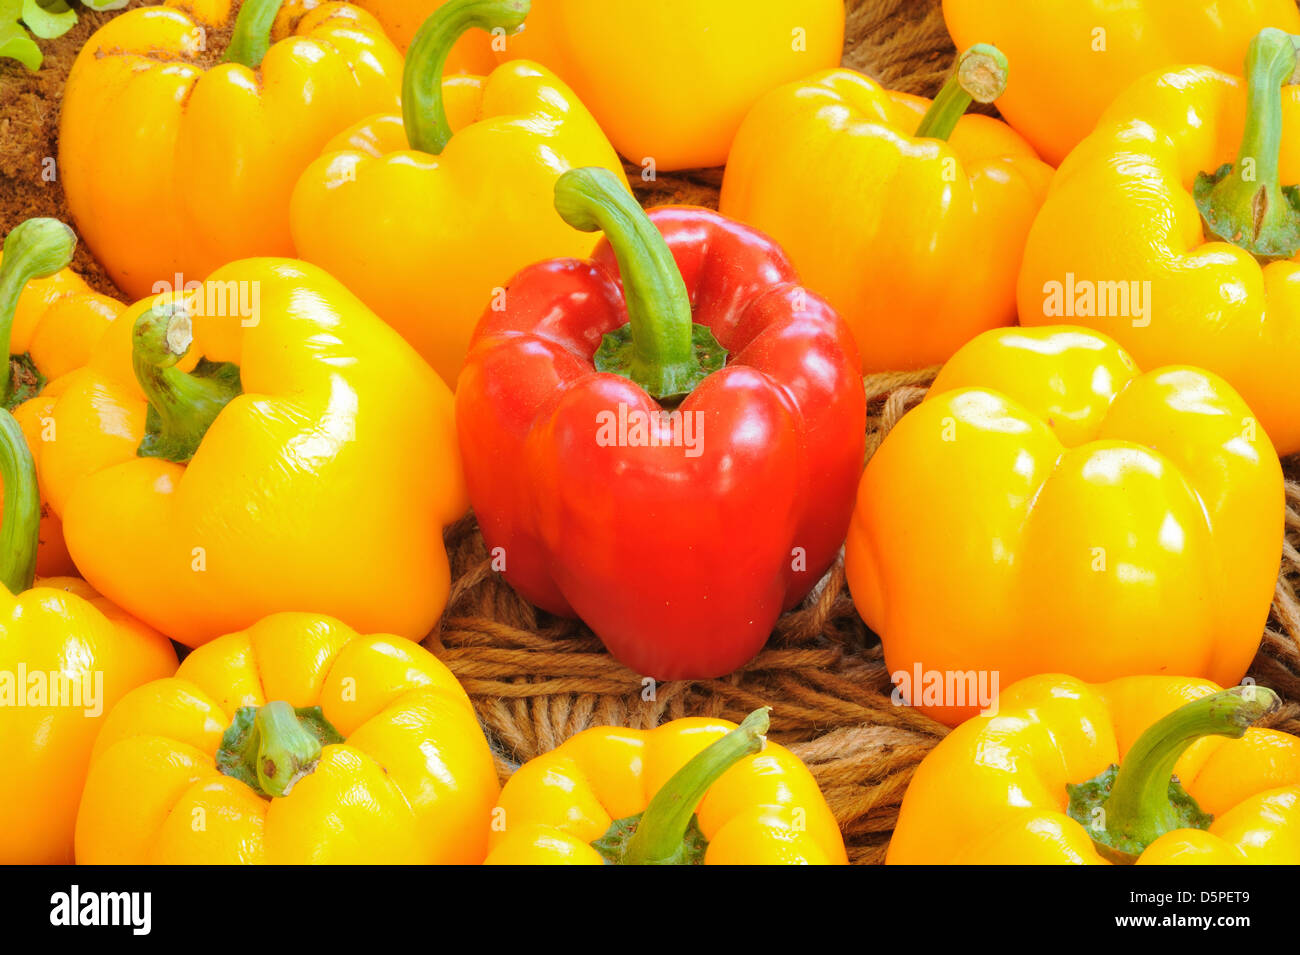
889,675,1300,864
1019,28,1300,457
486,708,847,864
942,0,1300,166
720,48,1052,372
0,219,122,577
844,326,1282,727
75,613,499,863
353,0,495,65
59,0,402,299
498,0,844,171
29,258,466,648
290,0,629,386
0,406,177,865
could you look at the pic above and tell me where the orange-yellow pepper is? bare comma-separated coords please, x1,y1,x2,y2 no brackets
1019,28,1300,457
353,0,495,65
0,219,122,577
844,326,1282,727
290,0,629,385
75,613,499,863
721,49,1052,372
486,708,846,864
59,0,402,299
498,0,845,171
30,258,467,648
0,406,177,865
943,0,1300,166
889,675,1300,864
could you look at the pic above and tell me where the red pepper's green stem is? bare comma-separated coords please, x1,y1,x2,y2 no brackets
914,43,1009,141
1100,686,1278,852
132,301,241,464
554,167,726,401
0,219,75,407
403,0,530,154
0,408,38,595
1195,29,1300,260
622,707,770,865
223,0,286,68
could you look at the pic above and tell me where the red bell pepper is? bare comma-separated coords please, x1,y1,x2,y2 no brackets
455,168,866,679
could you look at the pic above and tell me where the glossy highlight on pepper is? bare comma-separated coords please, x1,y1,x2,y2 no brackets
290,0,630,386
1019,27,1300,456
34,258,467,648
0,406,177,865
75,613,499,863
845,326,1283,726
889,675,1300,864
487,708,846,864
59,0,403,298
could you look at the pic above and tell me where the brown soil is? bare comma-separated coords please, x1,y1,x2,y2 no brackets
0,3,146,296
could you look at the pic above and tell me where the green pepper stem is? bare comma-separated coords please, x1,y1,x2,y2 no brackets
0,219,75,407
555,167,726,401
0,408,38,595
403,0,530,154
622,708,770,865
224,0,286,68
1100,686,1279,851
132,301,241,464
248,701,324,797
914,43,1009,141
1195,28,1300,260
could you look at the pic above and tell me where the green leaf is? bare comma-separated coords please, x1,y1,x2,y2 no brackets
0,20,41,70
20,0,74,39
80,0,128,10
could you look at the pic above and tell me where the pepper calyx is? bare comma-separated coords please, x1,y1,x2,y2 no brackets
1065,685,1279,863
216,702,344,799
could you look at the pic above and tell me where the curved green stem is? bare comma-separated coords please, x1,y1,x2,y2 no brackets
914,43,1009,141
215,702,344,799
555,167,726,401
1195,28,1300,260
132,301,242,464
223,0,286,68
619,708,770,865
0,219,75,408
403,0,530,154
0,408,38,595
1067,686,1279,862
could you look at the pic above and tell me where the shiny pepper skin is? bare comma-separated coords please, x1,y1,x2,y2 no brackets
1,250,122,576
35,259,467,648
75,614,500,863
942,0,1300,166
497,0,845,171
721,68,1052,372
290,55,630,386
845,326,1283,727
457,202,866,681
486,715,846,864
0,578,177,864
889,675,1300,864
1018,49,1300,457
59,0,402,299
